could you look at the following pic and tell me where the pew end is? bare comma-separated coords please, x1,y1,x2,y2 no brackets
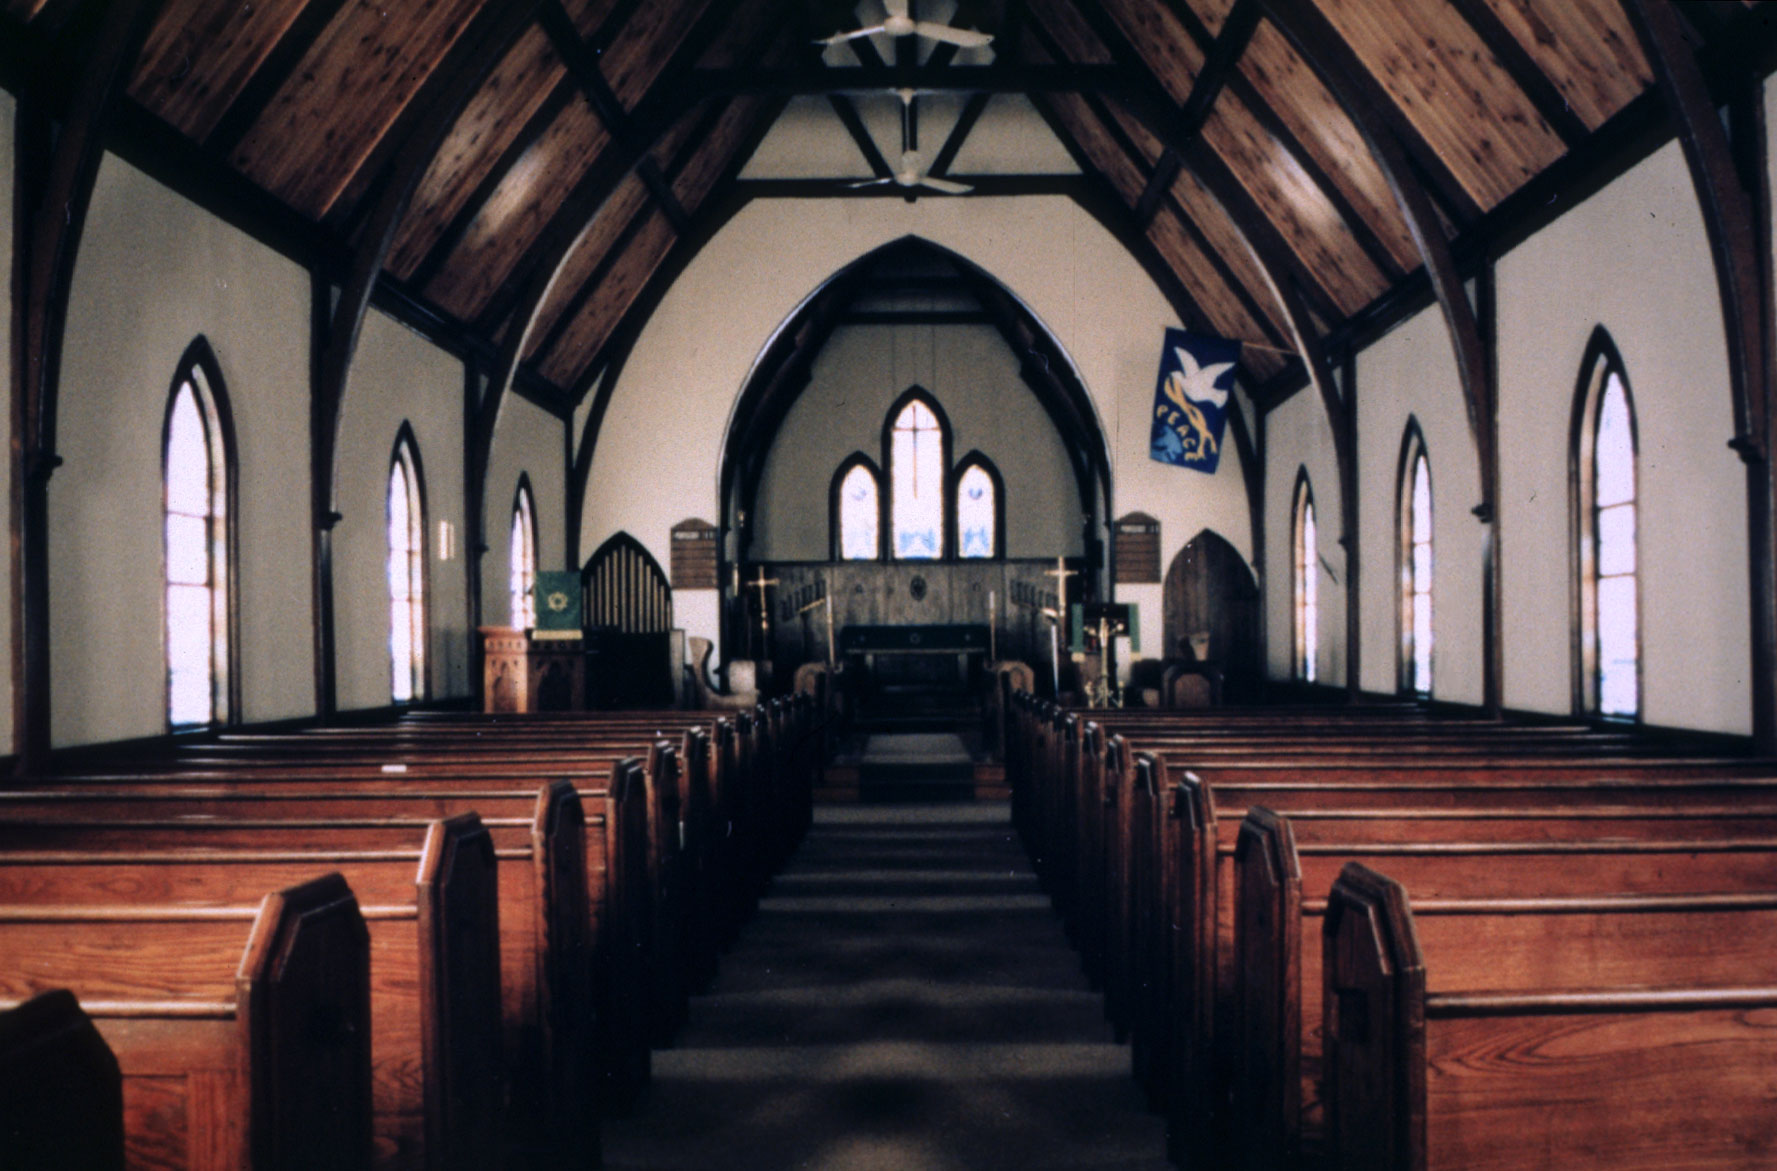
0,989,124,1170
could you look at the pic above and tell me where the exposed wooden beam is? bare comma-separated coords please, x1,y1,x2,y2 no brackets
1622,0,1775,749
688,62,1128,96
1134,0,1261,227
309,1,542,717
929,90,991,177
829,94,895,177
13,0,168,771
539,0,693,235
1442,0,1591,150
734,174,1084,197
201,0,352,157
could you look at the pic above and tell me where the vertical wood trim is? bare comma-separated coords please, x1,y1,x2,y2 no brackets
1476,262,1504,717
309,271,337,719
1622,0,1775,747
463,360,485,709
14,0,168,771
1341,356,1360,702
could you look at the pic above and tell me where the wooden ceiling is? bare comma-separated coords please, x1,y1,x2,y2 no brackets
6,0,1773,416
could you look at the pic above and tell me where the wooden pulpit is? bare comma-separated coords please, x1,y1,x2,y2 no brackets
480,627,586,712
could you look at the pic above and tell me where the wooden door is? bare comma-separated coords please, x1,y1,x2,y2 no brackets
1162,530,1260,701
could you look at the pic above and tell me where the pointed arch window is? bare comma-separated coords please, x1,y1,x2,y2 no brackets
954,453,1004,559
832,456,882,560
1574,337,1639,718
1398,426,1433,695
1293,472,1318,684
388,430,427,703
888,392,949,560
163,342,235,728
510,477,537,629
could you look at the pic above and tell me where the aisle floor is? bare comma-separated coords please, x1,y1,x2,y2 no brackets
601,803,1171,1171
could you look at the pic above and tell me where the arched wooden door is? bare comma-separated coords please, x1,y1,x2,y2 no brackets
583,533,674,707
1162,530,1260,702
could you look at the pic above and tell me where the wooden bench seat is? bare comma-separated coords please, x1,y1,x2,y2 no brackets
0,801,580,1166
1230,807,1777,1169
0,989,124,1170
1323,864,1777,1170
0,873,371,1170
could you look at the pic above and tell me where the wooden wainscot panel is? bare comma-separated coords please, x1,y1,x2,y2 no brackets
1113,513,1162,584
671,520,720,590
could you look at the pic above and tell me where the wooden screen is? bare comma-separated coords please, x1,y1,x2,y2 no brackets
582,533,673,706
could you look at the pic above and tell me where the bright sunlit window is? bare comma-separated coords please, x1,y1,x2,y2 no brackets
1590,368,1639,717
510,479,536,629
1400,430,1433,695
388,432,426,703
164,359,230,728
1294,473,1318,684
837,461,880,560
890,396,944,559
957,461,997,559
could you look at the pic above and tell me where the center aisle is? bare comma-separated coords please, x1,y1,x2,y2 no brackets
602,802,1171,1170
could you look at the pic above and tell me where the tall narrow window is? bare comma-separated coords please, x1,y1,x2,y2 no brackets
889,393,947,559
1293,472,1318,684
163,346,233,728
1575,339,1639,718
1398,426,1433,695
388,431,427,703
833,457,881,560
954,454,1003,559
510,478,537,629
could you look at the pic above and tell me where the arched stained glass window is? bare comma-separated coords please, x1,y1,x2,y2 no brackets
890,395,945,559
836,461,881,560
510,478,537,629
955,454,1002,559
1399,427,1433,695
388,431,427,703
163,349,233,729
1293,472,1318,684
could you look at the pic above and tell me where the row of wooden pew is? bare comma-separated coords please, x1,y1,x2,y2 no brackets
0,696,821,1170
1008,694,1777,1170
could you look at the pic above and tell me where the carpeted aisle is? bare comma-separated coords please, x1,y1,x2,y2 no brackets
601,802,1171,1171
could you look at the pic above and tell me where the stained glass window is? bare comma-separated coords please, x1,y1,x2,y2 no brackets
388,436,426,703
957,462,996,558
1400,435,1433,694
1592,370,1638,717
838,462,880,560
1294,475,1317,684
510,481,536,629
891,398,943,559
164,374,227,728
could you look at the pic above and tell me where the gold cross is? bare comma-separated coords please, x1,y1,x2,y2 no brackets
1044,557,1079,591
747,566,780,637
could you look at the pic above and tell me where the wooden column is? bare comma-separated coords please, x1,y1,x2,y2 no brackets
12,0,168,772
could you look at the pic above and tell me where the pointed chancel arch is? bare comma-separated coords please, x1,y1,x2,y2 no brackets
582,532,674,706
162,337,238,729
1571,329,1640,719
1162,529,1259,699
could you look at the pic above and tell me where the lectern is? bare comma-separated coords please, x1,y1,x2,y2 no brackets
480,627,585,712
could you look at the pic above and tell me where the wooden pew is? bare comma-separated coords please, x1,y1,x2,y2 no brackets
1323,863,1777,1170
1232,807,1777,1170
0,873,372,1170
0,801,576,1167
0,989,124,1170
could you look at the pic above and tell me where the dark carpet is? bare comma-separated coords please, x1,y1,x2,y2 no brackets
601,803,1170,1170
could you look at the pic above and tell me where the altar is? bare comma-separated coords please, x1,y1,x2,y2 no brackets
838,623,991,695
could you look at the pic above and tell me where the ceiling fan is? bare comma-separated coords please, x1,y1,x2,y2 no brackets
819,0,994,50
845,88,972,194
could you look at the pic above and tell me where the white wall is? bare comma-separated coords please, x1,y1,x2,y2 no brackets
1496,140,1749,734
0,87,13,752
334,309,471,711
752,323,1081,560
1354,306,1487,705
52,154,314,747
583,196,1254,660
484,393,566,626
1264,385,1344,684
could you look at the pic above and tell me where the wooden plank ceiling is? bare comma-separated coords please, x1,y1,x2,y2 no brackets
14,0,1760,415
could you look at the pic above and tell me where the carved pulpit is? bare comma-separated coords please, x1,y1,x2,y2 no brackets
480,627,585,713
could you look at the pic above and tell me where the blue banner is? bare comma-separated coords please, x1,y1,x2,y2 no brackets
1149,328,1240,474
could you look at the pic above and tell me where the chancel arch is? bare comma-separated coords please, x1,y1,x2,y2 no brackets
1161,529,1260,703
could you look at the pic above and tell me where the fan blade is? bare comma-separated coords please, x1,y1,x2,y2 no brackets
918,175,973,194
817,23,887,45
913,22,992,47
845,177,895,189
